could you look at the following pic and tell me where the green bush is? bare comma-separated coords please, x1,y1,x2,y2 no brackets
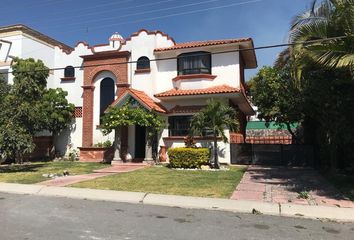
168,147,210,169
94,140,112,148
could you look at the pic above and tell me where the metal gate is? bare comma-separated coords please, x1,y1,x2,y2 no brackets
230,144,314,166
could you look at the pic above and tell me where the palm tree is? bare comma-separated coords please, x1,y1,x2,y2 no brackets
190,99,239,169
289,0,354,76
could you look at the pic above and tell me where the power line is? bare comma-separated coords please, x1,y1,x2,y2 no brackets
24,0,180,25
49,0,228,29
40,0,264,33
0,35,350,75
1,0,265,41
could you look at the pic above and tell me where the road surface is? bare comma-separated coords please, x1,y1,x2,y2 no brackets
0,192,352,240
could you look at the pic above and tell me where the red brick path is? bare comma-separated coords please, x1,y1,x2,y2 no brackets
231,166,354,208
38,164,147,187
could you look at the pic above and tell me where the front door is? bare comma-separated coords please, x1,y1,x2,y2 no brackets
134,125,146,160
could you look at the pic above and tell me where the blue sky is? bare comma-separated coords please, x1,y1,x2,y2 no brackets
0,0,311,80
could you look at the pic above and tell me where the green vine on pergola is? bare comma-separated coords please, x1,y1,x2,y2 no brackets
100,103,165,145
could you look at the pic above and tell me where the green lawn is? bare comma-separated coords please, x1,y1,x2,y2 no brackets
324,174,354,201
0,162,108,184
71,166,247,198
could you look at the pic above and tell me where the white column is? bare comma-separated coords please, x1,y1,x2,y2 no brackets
144,130,153,163
112,127,123,163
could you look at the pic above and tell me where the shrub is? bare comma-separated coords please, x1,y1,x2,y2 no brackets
94,140,112,148
168,147,210,169
65,148,79,161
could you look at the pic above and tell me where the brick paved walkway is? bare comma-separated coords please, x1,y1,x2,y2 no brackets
38,164,147,187
231,165,354,208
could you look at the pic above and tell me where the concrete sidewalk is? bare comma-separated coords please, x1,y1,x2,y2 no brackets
0,182,353,223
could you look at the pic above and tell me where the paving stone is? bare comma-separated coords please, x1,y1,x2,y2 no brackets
236,183,266,192
231,165,353,209
230,190,264,201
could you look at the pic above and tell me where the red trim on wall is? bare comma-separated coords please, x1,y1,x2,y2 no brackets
80,50,130,60
172,74,216,81
60,77,76,81
135,68,151,74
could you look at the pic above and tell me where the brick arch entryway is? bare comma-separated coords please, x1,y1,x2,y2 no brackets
81,51,130,147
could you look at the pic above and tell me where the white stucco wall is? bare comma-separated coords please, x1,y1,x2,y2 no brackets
122,30,174,99
154,50,240,99
52,43,92,153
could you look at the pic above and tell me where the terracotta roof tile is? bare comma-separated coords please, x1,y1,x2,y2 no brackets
154,85,241,98
111,88,166,113
154,38,252,52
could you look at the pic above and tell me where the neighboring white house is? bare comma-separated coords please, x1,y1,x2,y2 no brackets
0,24,257,164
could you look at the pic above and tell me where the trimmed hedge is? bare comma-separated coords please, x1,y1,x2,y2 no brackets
168,147,210,169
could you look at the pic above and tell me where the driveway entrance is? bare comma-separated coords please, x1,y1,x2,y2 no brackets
231,166,354,208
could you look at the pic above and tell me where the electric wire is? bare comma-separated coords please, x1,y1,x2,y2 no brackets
0,35,350,75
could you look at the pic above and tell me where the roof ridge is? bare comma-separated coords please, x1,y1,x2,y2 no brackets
174,38,251,44
154,84,241,98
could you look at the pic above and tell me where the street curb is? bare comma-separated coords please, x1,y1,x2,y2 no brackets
0,182,353,222
143,193,279,216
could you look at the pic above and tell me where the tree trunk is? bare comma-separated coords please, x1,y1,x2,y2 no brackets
286,122,297,143
213,133,219,169
329,134,338,175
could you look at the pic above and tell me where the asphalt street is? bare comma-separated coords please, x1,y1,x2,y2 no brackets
0,192,353,240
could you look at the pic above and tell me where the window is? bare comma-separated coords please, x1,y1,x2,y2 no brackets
168,116,192,136
136,56,150,70
64,66,75,78
177,51,211,75
100,78,115,122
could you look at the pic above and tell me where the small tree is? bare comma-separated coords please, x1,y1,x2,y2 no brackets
249,65,302,141
0,58,75,163
41,88,75,136
190,99,239,169
101,104,165,160
0,124,34,164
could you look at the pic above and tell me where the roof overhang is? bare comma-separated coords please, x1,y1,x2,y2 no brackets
110,88,166,114
156,92,255,116
0,24,73,52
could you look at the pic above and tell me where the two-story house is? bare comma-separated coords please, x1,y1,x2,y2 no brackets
0,25,256,164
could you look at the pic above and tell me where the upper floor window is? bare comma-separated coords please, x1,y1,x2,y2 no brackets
177,51,211,75
136,56,150,70
64,66,75,78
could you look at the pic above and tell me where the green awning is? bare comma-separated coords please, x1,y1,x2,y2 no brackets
246,121,297,130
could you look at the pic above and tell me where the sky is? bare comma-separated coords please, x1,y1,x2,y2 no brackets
0,0,311,80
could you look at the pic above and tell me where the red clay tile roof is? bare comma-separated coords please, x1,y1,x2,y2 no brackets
154,85,241,98
168,105,205,114
154,38,252,52
111,88,166,113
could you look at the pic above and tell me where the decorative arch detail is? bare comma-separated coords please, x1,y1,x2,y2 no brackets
81,52,129,147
